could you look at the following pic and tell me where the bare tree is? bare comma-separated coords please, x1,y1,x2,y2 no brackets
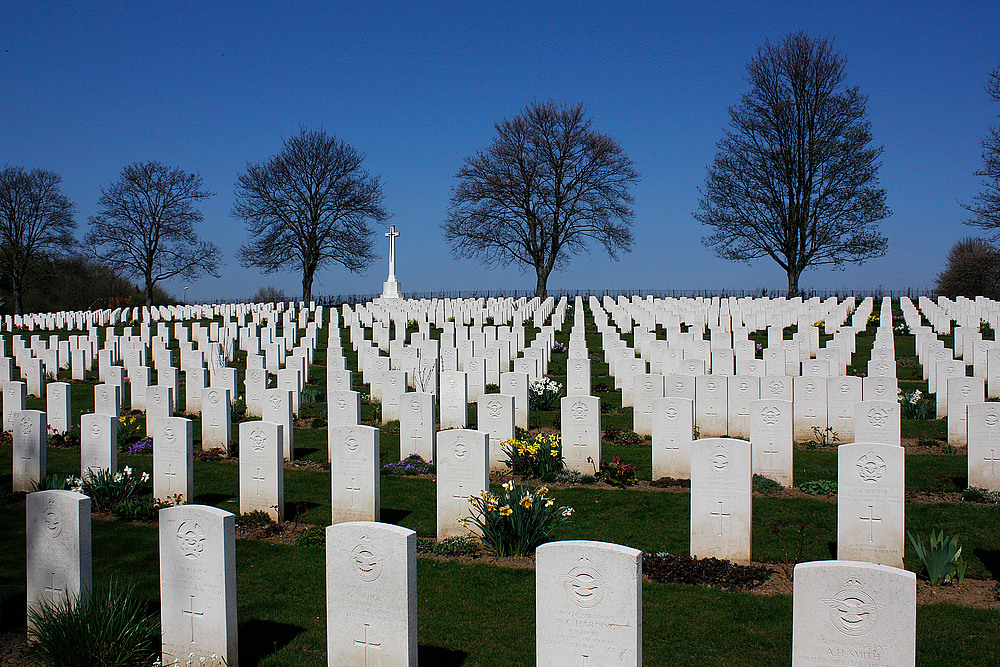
443,100,640,298
234,128,387,303
696,32,890,297
934,237,1000,300
87,161,221,307
964,63,1000,235
0,166,76,314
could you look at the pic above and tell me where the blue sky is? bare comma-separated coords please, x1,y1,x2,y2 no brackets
4,1,999,301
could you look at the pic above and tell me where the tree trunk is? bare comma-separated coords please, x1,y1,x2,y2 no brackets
786,267,802,298
535,267,549,299
302,269,314,304
145,276,154,308
12,274,23,315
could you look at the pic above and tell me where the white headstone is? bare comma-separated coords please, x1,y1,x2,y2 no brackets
153,417,194,503
436,429,489,539
652,396,694,480
46,381,71,435
854,400,901,446
26,490,92,629
159,505,238,665
690,437,752,564
326,521,417,665
837,442,905,567
238,421,284,522
792,560,915,667
327,389,361,430
968,402,1000,491
12,409,46,492
535,540,642,666
263,388,294,460
750,399,793,487
400,391,436,462
566,358,592,397
202,387,232,454
80,413,117,477
561,395,601,474
477,394,515,470
439,370,468,429
330,425,381,523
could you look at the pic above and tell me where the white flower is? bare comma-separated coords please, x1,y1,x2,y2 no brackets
502,480,514,492
123,466,133,475
141,472,150,483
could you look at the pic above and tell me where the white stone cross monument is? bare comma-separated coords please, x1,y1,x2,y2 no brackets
381,225,403,299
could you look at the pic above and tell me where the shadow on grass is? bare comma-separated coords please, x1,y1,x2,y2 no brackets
419,644,468,665
238,619,305,666
294,447,321,459
380,507,412,525
973,549,1000,580
284,500,320,522
0,590,26,629
193,492,234,507
826,540,837,559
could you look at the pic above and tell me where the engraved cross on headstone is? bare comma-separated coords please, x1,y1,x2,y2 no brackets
354,622,381,665
452,483,467,502
182,594,204,643
986,449,1000,476
164,462,177,480
711,501,730,536
44,571,63,600
252,467,266,496
860,505,882,542
346,477,362,508
762,446,778,469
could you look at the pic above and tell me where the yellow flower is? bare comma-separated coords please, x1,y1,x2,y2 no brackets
520,495,533,509
499,506,512,516
545,499,554,507
561,508,574,517
538,486,549,495
550,449,559,457
458,519,468,527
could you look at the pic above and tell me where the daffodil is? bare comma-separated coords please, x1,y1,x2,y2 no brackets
499,505,512,516
502,480,514,492
520,495,533,509
538,486,549,495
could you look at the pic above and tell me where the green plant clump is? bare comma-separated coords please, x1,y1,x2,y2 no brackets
798,479,838,496
295,526,326,547
752,474,784,495
502,432,564,479
963,486,1000,504
27,579,160,667
236,510,276,529
462,481,574,557
424,536,482,557
602,427,643,445
528,377,563,410
907,530,967,586
68,467,149,512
